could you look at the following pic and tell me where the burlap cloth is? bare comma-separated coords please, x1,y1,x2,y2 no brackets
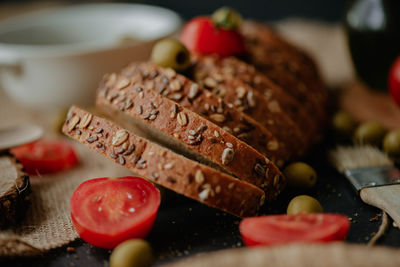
0,143,131,256
0,11,364,257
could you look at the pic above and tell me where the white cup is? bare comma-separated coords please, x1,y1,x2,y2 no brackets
0,3,181,108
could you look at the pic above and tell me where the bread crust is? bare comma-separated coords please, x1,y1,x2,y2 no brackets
63,106,266,217
241,21,328,127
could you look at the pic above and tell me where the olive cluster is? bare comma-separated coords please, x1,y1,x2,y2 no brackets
332,110,400,158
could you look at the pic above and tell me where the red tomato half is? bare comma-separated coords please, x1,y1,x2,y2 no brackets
389,56,400,107
180,17,245,57
70,176,161,249
240,213,350,247
10,140,78,175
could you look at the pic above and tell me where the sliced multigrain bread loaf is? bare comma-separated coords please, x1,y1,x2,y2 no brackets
63,106,265,217
191,54,320,144
96,74,285,195
240,21,327,126
107,62,289,165
189,57,308,158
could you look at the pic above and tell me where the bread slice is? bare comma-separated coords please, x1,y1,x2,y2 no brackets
240,21,327,126
0,153,30,228
191,54,319,145
102,62,289,165
96,73,285,196
63,106,265,217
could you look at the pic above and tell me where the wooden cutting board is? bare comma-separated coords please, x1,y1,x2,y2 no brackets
340,82,400,129
167,242,400,267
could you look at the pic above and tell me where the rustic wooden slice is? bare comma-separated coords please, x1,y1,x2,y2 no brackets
0,153,31,228
166,242,400,267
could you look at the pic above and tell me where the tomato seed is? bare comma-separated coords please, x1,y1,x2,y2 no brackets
92,196,101,202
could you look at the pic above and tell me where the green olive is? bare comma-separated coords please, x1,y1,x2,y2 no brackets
212,7,242,30
283,162,317,189
110,239,153,267
287,195,323,215
354,122,387,146
151,38,191,72
383,130,400,157
332,110,357,137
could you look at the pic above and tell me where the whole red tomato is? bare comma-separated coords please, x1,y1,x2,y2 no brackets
389,56,400,107
180,17,245,57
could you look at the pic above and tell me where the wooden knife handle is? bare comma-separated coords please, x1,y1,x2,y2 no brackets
360,185,400,227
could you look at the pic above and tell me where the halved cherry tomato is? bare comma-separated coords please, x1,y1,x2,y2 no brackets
239,213,350,247
180,17,245,57
389,56,400,107
70,176,161,249
10,139,78,175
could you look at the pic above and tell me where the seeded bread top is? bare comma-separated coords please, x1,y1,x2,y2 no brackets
96,73,285,198
191,54,319,144
115,62,288,165
190,58,307,158
63,106,266,217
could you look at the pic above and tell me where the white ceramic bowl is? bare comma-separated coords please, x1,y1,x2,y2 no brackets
0,3,181,108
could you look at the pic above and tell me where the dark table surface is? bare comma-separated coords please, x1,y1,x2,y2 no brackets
2,138,400,267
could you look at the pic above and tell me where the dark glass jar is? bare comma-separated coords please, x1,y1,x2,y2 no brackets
344,0,400,91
